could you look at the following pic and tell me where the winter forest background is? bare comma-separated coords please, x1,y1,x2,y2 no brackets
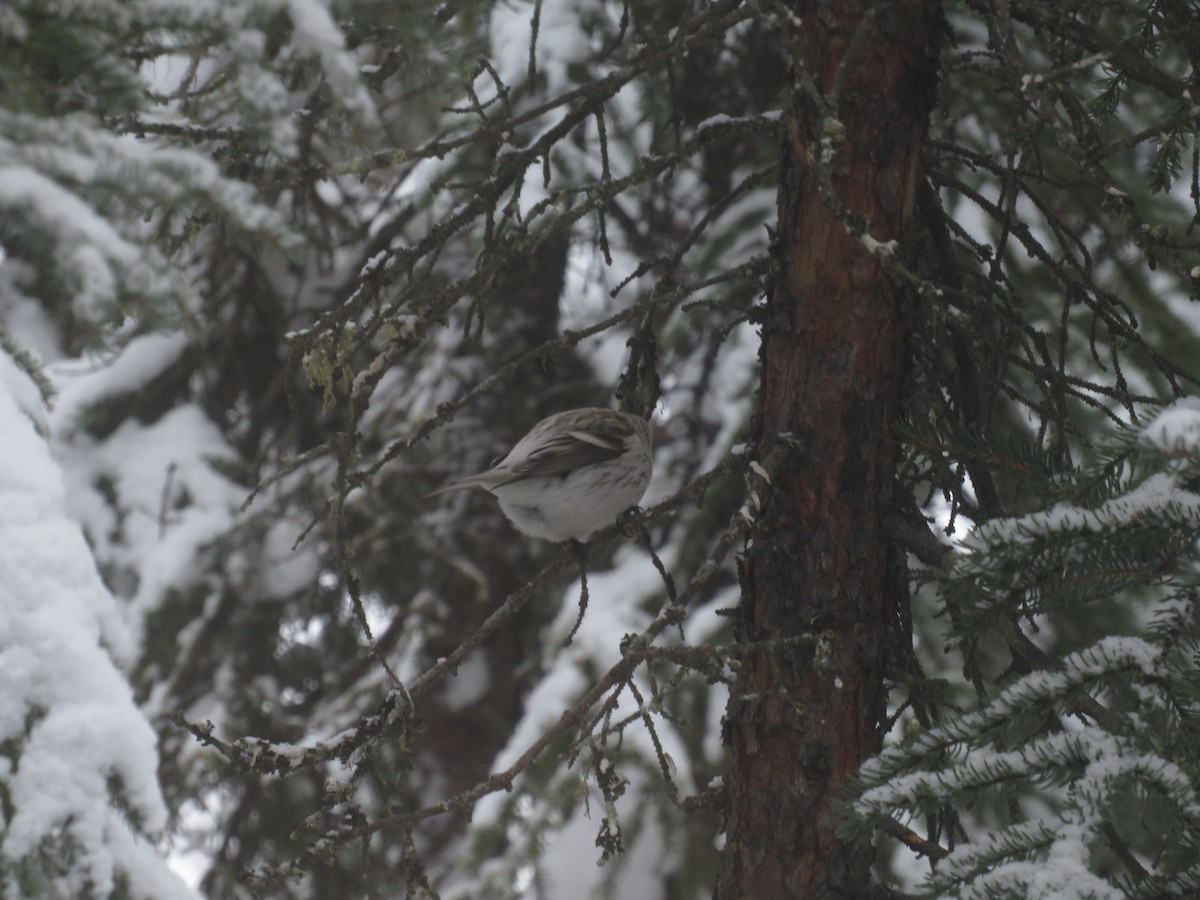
5,0,1200,898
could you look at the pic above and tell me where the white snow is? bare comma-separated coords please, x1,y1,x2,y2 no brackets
441,649,492,711
473,543,693,831
966,471,1200,553
0,362,194,898
0,165,140,318
490,1,593,93
261,514,323,599
856,634,1189,898
284,0,379,125
1140,397,1200,453
51,332,190,430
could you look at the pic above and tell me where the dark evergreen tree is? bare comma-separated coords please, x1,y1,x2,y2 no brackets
3,0,1200,897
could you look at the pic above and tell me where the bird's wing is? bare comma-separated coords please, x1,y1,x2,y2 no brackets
501,428,627,483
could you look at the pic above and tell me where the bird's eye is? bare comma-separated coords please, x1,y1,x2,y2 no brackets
488,453,505,468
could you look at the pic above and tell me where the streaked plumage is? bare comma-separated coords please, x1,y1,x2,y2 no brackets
427,408,653,541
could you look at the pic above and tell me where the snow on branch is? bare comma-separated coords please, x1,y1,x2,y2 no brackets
849,404,1200,897
0,358,193,898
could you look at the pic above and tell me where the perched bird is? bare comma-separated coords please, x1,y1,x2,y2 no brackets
427,407,653,542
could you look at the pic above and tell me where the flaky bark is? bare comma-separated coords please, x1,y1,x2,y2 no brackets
717,2,941,897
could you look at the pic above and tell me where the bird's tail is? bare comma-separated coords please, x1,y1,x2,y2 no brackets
422,473,497,500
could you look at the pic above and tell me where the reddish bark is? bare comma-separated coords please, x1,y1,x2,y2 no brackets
717,2,941,897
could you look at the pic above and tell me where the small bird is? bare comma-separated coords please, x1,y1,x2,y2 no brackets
427,408,653,542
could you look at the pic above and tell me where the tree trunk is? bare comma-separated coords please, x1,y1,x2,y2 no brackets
716,2,941,897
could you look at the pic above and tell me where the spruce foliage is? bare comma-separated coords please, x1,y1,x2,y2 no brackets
3,0,1200,896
